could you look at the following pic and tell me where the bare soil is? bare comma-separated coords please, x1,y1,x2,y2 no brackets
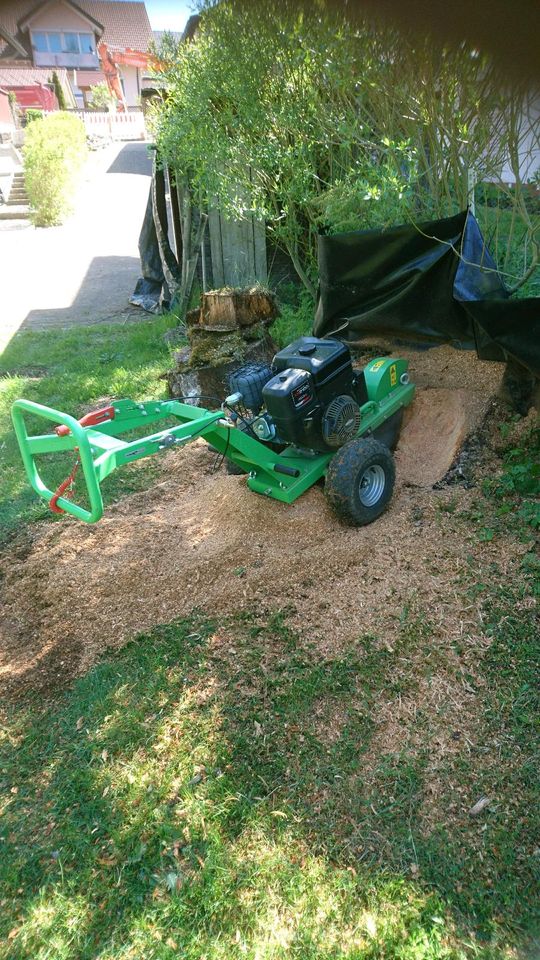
0,345,522,707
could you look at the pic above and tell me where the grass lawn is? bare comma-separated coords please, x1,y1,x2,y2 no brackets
0,317,177,544
0,319,539,959
0,569,538,959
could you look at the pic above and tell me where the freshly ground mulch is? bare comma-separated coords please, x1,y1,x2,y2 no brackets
0,345,515,705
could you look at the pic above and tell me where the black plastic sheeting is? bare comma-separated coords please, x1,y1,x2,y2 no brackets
314,210,540,376
130,154,180,314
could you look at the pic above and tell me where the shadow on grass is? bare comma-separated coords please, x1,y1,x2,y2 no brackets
1,596,538,959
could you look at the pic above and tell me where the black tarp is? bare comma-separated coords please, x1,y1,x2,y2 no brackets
130,154,181,314
314,210,540,376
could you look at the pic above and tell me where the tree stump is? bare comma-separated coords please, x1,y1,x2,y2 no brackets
165,287,278,403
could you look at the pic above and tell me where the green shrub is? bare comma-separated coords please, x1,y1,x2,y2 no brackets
51,69,67,110
24,108,43,124
23,112,87,226
88,82,115,111
270,287,315,347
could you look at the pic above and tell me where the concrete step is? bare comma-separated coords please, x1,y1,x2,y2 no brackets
8,193,28,201
0,204,30,219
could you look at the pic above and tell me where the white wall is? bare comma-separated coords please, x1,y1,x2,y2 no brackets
119,65,140,108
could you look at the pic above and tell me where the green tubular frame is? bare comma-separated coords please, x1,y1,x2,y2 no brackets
11,357,415,524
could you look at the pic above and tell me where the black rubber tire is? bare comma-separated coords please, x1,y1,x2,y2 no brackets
325,437,395,526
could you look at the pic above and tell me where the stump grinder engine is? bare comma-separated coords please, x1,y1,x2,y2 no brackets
12,337,415,527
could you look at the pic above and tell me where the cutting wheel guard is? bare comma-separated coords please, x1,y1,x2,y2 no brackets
11,358,415,523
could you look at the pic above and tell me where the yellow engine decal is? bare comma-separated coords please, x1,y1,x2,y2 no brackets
390,364,397,386
370,359,385,372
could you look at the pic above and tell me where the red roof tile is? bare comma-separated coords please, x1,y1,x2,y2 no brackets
0,65,69,86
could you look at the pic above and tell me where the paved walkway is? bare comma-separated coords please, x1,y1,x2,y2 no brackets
0,142,152,351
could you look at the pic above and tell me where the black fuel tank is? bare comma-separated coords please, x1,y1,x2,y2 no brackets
271,337,353,403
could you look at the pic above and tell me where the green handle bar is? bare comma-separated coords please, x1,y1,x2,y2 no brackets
11,399,104,523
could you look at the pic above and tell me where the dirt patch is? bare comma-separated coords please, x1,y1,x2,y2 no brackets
0,345,512,702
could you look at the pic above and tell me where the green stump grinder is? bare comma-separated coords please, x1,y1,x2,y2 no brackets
12,337,415,527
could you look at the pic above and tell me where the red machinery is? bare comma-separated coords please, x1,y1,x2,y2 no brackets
98,42,155,112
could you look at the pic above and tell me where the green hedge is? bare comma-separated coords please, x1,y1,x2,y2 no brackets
23,111,87,226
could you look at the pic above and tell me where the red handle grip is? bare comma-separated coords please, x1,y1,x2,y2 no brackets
55,405,115,437
79,405,115,428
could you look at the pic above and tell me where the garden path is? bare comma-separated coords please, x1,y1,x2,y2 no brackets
0,141,152,350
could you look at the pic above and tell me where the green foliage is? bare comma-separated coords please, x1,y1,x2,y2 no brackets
0,315,178,542
270,287,315,347
51,70,67,110
482,421,540,531
151,1,539,294
23,112,87,226
24,109,43,124
88,81,115,111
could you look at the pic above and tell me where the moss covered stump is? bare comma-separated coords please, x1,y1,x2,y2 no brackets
166,287,278,402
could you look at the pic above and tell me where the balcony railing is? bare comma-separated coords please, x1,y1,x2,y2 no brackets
33,51,99,69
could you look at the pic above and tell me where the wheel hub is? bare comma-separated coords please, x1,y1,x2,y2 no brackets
358,464,386,506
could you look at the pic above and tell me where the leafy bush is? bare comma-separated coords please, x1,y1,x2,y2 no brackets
24,108,43,124
152,1,540,296
482,419,540,533
88,82,115,111
23,112,87,226
270,288,315,347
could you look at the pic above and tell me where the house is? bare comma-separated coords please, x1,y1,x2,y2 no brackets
0,1,153,110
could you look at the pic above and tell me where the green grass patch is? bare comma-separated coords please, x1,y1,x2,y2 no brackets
0,316,179,543
1,591,538,958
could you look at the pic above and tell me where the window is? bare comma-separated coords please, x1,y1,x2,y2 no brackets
31,32,48,51
31,31,96,55
63,32,79,53
79,33,94,53
48,33,62,53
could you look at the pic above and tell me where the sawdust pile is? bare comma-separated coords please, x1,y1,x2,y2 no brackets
0,345,510,702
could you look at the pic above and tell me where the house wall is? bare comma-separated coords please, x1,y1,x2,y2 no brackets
120,65,140,107
0,89,14,128
25,2,97,34
25,2,100,69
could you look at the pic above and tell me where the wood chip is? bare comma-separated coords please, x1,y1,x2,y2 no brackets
469,796,491,816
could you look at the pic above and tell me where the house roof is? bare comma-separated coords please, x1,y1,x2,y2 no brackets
0,1,153,60
74,68,106,85
79,2,152,52
0,65,69,86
